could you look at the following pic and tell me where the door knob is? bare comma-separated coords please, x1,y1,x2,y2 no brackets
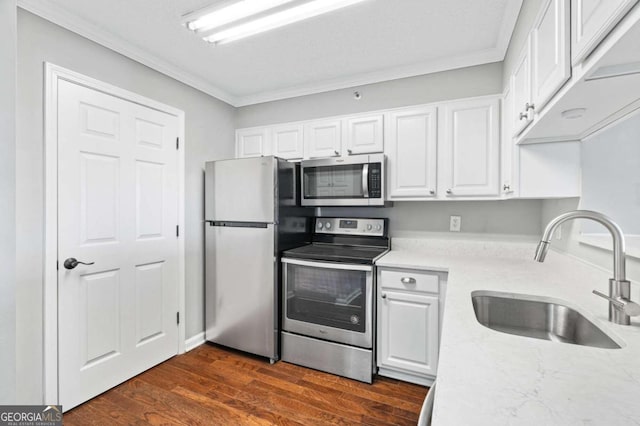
64,258,95,270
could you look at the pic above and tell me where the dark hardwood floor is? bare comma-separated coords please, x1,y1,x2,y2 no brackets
64,343,429,425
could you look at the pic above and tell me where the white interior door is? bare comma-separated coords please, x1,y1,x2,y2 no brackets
57,79,180,410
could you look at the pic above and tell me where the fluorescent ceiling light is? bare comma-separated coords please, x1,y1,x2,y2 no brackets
203,0,369,45
186,0,295,32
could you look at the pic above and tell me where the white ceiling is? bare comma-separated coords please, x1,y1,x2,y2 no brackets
18,0,522,106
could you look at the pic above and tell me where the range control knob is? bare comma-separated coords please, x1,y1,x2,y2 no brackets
325,222,332,230
366,224,373,231
375,224,382,231
317,222,323,229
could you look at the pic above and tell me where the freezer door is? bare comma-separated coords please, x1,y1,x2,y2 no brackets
205,157,276,223
205,223,277,360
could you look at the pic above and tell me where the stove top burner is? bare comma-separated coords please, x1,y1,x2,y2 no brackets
283,243,388,265
283,217,390,265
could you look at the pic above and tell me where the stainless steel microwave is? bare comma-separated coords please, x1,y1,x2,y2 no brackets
300,154,385,206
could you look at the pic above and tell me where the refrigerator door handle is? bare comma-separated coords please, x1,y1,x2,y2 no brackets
207,221,269,228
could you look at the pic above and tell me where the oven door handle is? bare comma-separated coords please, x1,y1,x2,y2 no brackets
281,257,373,272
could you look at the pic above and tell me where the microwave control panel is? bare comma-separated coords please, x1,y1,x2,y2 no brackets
314,218,386,237
368,163,382,199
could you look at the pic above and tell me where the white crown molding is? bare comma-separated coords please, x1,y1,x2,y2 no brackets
17,0,239,106
235,48,505,106
17,0,522,107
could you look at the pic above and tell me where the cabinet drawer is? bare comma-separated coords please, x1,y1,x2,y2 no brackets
380,269,439,294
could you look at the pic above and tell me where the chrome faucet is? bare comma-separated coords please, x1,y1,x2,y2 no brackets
535,210,639,325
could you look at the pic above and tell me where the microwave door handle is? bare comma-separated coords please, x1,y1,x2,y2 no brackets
362,164,369,198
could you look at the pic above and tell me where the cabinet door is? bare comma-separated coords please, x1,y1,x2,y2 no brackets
531,0,571,111
344,114,384,155
385,107,438,199
571,0,638,65
272,124,303,160
440,97,500,197
501,88,516,196
236,128,269,158
378,290,439,377
304,119,342,159
511,36,534,137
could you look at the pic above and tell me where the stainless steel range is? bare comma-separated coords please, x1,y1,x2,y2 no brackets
281,217,389,383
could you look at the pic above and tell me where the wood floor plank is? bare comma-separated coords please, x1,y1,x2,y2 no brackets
64,342,428,425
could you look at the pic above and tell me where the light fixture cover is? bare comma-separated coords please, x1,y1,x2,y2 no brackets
561,108,587,119
186,0,295,32
203,0,369,44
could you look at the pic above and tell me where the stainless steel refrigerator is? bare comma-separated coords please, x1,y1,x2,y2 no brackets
204,156,311,362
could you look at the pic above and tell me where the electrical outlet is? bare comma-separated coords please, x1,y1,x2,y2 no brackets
555,225,562,240
450,215,461,232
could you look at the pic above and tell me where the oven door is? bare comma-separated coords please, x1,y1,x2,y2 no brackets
282,257,373,348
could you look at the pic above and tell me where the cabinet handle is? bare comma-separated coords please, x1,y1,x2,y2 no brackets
503,184,511,191
334,150,340,156
446,189,452,195
347,149,353,155
519,112,528,121
401,277,416,284
381,293,387,299
525,102,535,111
429,190,435,195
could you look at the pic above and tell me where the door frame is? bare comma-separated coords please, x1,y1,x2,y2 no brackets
43,63,186,404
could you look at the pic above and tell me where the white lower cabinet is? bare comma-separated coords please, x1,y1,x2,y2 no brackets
377,268,442,386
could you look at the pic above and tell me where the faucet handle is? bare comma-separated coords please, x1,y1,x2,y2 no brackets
593,290,640,317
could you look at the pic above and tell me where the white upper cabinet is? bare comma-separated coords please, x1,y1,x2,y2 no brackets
531,0,571,111
271,124,304,160
439,97,500,197
501,87,516,196
236,128,270,158
571,0,639,65
511,37,534,137
343,114,384,155
385,106,438,199
304,119,342,158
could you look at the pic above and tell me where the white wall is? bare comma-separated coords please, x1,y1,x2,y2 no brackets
236,62,503,128
541,198,640,284
541,111,640,284
0,0,17,405
580,111,640,234
16,10,235,403
320,200,543,237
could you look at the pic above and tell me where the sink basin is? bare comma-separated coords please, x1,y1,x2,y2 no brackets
471,291,621,349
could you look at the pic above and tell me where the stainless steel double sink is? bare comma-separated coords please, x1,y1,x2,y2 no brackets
472,291,622,349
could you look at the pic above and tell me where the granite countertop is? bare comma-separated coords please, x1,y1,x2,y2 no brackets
375,237,640,426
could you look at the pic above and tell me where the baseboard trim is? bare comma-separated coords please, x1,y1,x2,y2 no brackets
185,332,205,352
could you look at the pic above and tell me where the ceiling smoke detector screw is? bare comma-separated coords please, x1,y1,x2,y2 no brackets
353,91,362,100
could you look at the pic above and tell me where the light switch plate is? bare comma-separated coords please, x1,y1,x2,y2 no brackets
450,215,461,232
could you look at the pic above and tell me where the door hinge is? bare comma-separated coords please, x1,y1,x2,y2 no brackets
176,312,180,325
176,225,179,237
56,260,59,271
176,137,179,150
